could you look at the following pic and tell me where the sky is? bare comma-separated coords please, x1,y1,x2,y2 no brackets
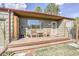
0,3,27,10
25,3,79,25
0,3,79,18
60,3,79,18
26,3,48,12
26,3,79,18
0,3,79,25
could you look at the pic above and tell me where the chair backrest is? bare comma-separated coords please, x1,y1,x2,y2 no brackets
37,29,43,33
31,29,37,34
26,28,31,35
47,28,51,34
43,28,48,34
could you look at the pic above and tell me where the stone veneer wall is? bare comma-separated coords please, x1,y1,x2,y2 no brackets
0,11,14,47
64,19,74,38
57,19,73,38
41,20,58,37
10,12,14,41
57,20,66,37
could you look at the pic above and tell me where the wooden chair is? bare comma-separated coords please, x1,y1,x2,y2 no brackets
37,29,43,37
43,28,48,37
30,29,37,37
47,28,51,37
26,28,31,38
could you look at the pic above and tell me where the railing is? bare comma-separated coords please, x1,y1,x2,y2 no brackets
26,28,50,37
25,28,68,38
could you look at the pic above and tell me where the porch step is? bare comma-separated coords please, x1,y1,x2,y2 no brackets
8,37,69,48
7,39,71,52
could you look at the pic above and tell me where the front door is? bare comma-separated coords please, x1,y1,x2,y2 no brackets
0,19,5,48
51,21,57,36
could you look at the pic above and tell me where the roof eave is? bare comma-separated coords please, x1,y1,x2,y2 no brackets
0,7,74,20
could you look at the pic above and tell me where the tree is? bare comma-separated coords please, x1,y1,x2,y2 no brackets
74,17,79,27
34,6,42,12
44,3,60,15
75,17,79,21
34,6,42,29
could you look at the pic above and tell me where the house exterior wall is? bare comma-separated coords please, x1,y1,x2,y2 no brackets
10,12,14,40
0,11,14,47
64,19,74,39
19,17,28,38
57,20,66,37
18,18,71,38
41,20,58,36
16,16,73,38
41,20,52,28
57,19,74,38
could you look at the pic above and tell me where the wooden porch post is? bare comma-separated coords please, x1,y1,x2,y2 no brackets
76,19,79,43
8,10,11,42
13,15,19,40
64,20,69,38
64,21,66,37
64,20,68,38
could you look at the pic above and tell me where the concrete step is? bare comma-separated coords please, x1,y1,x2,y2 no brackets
7,39,71,52
8,37,69,48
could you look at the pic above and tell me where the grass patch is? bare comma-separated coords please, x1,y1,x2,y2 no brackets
35,43,79,56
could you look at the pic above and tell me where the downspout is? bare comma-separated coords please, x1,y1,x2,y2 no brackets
8,10,11,42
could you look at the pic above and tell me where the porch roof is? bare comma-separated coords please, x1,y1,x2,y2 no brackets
0,8,74,20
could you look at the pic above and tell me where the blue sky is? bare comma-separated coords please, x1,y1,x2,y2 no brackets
26,3,48,12
60,3,79,18
26,3,79,18
1,3,78,18
3,3,77,25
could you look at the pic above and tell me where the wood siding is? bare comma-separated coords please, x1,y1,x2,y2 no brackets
13,15,19,40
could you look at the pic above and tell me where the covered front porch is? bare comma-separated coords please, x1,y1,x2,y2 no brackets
19,18,59,38
13,14,71,41
0,7,77,56
7,8,75,53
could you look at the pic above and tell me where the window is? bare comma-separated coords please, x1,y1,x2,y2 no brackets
27,19,41,29
51,22,57,29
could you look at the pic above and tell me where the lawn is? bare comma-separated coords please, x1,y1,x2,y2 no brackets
35,43,79,56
